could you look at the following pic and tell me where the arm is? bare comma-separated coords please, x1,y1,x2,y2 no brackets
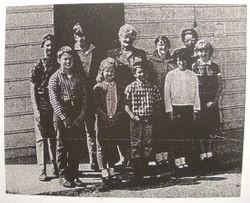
164,73,173,113
125,105,139,121
193,75,201,112
124,85,139,121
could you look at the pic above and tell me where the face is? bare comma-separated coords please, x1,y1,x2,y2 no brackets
119,33,135,49
43,40,54,58
103,67,115,82
183,34,196,49
156,40,169,54
176,57,187,71
134,67,146,82
196,48,210,62
58,53,74,71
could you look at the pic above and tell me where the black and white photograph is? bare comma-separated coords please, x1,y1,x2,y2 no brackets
2,0,249,201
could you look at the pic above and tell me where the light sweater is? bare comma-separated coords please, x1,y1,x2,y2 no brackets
164,68,200,112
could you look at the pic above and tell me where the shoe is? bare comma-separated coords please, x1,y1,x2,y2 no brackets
97,182,110,192
63,180,75,188
74,178,85,187
90,163,99,171
39,171,48,181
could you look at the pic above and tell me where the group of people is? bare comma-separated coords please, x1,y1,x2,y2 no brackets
30,23,222,191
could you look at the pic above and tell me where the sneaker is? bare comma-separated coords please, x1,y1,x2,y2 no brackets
63,180,75,188
74,178,85,187
39,171,48,181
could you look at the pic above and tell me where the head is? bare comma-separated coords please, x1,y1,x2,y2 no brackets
73,23,88,47
97,57,116,83
154,35,171,55
194,40,214,62
57,46,74,71
41,34,55,58
118,24,137,50
132,61,147,82
173,50,188,71
181,29,198,50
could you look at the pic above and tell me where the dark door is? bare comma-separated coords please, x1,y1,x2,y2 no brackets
54,3,124,56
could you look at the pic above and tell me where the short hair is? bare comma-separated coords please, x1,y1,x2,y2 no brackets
73,22,85,36
194,40,214,57
181,29,198,42
96,57,116,82
118,24,137,39
172,49,189,64
57,46,73,59
41,34,55,48
132,61,146,74
154,35,171,48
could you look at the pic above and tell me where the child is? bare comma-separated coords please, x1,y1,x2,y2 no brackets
48,46,87,188
93,57,128,191
192,40,222,173
164,50,200,173
30,34,58,181
124,61,161,182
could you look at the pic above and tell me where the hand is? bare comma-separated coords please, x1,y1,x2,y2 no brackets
207,101,215,109
73,116,84,127
132,115,140,121
168,112,174,120
63,117,73,128
193,111,200,121
34,110,40,122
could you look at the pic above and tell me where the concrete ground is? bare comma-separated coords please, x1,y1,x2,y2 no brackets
5,163,241,197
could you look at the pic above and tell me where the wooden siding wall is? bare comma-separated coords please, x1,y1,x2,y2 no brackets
125,4,246,131
5,5,54,160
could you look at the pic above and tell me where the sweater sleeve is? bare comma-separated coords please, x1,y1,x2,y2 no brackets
164,73,173,112
193,75,201,111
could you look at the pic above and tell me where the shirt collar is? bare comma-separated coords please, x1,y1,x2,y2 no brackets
74,43,95,55
198,59,211,66
103,81,116,86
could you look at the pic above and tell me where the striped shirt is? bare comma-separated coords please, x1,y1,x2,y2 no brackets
125,80,161,117
48,68,87,120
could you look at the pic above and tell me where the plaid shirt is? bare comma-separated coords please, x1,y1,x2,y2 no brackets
125,80,161,117
192,59,221,101
48,68,87,120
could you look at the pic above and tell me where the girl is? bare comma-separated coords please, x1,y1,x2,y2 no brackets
93,57,128,191
192,40,222,173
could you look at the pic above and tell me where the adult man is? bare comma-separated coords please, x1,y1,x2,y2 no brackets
30,34,59,181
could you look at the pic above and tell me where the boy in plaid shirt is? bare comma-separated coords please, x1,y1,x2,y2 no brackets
125,61,161,181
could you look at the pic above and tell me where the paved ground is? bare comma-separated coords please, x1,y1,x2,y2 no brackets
5,163,241,197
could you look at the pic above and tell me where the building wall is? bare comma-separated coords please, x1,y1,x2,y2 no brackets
125,4,246,131
5,5,54,160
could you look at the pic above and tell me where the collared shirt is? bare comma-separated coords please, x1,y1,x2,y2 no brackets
48,68,87,120
125,80,161,117
164,68,200,112
192,59,221,100
74,43,95,76
104,81,118,118
30,57,57,111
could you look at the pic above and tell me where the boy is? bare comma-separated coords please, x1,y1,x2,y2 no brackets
73,23,100,170
164,50,200,173
30,34,58,181
48,46,87,188
125,61,161,182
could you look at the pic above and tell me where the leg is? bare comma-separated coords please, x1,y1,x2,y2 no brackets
34,115,48,181
85,109,98,169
